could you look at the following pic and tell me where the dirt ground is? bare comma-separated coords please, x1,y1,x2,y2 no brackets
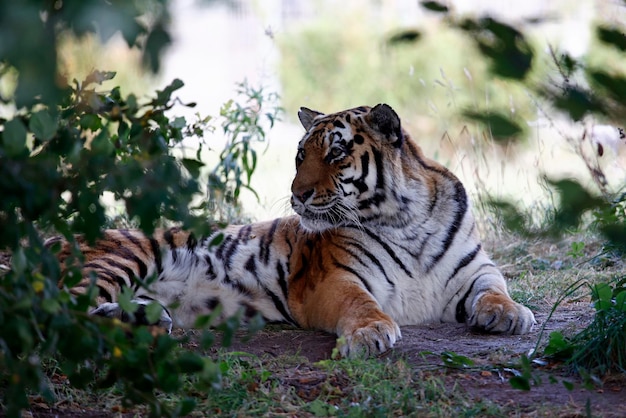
218,302,626,417
13,296,626,417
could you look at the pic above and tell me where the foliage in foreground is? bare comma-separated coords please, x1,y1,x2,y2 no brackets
545,278,626,375
0,0,171,109
0,1,284,415
0,68,278,416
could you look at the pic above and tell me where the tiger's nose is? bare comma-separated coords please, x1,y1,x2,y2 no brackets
293,189,314,204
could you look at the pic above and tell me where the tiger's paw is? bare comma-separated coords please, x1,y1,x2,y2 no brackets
338,319,402,358
470,293,536,335
89,301,173,334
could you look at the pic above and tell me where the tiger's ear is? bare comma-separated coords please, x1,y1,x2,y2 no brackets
298,107,324,131
368,104,403,147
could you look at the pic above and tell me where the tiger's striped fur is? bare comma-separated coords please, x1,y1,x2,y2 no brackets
54,104,535,357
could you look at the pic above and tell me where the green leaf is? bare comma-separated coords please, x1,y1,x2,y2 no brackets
79,114,103,131
200,330,216,349
126,93,138,114
175,398,197,416
181,158,204,178
209,232,225,248
177,352,204,373
307,399,335,416
592,283,613,304
615,290,626,312
42,298,61,314
547,178,604,231
144,24,172,73
154,78,184,105
200,359,223,390
460,17,534,80
552,86,604,121
63,267,84,289
420,1,449,13
119,287,138,314
388,29,421,45
69,367,95,389
488,199,530,234
90,129,115,156
11,247,27,275
567,241,585,258
3,118,28,156
29,110,57,141
118,14,144,48
246,313,265,335
463,110,523,141
589,70,626,107
599,222,626,251
544,331,573,357
597,26,626,52
441,351,475,368
84,70,117,86
145,302,164,324
171,116,186,129
510,376,531,391
217,315,241,347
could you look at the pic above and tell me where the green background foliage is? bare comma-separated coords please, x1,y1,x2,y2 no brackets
277,6,550,142
0,0,171,109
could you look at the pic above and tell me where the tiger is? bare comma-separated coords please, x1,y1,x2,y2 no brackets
52,103,536,358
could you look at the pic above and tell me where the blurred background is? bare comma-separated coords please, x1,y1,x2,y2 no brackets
57,0,626,222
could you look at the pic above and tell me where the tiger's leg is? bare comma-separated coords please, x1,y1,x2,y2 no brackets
89,298,173,334
458,271,536,334
291,275,401,358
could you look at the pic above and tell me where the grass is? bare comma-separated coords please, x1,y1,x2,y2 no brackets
142,352,508,417
489,231,624,300
543,276,626,378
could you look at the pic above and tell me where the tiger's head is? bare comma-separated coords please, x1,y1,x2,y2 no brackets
291,104,409,232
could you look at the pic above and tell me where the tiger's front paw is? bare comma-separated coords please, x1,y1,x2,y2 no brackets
89,301,173,334
470,293,536,334
339,319,402,358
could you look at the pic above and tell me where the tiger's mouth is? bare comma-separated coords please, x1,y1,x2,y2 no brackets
297,211,337,232
293,205,331,221
292,198,359,232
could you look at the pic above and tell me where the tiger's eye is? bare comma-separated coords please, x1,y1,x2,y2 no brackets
296,149,305,164
329,147,343,159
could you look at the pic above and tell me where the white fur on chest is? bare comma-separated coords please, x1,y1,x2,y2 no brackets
343,215,484,326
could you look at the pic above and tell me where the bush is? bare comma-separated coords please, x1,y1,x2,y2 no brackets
0,1,283,414
0,68,281,416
